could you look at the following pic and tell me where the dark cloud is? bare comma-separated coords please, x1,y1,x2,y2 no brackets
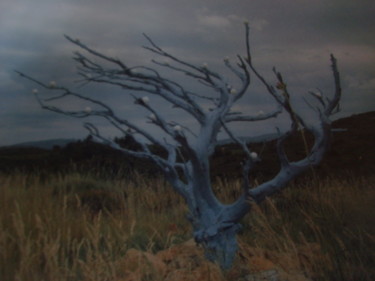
0,0,374,145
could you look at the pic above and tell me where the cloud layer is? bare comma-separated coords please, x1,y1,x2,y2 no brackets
0,0,374,145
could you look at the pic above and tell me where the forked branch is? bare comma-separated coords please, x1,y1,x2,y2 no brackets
17,23,342,269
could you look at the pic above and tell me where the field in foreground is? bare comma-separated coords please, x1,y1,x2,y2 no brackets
0,172,374,281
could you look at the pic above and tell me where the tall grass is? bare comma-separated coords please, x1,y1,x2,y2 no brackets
0,171,374,280
240,175,375,280
0,172,188,281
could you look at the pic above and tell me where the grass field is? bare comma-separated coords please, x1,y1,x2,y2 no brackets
0,171,374,281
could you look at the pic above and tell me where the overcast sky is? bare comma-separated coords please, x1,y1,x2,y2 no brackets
1,0,374,146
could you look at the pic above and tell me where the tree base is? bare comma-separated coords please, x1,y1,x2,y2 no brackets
194,223,242,269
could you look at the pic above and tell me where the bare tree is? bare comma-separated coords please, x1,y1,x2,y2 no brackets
17,22,341,269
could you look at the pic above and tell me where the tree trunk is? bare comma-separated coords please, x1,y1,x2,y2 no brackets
185,151,245,269
190,202,242,269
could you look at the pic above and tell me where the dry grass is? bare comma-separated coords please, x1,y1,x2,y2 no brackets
0,172,188,281
240,175,375,280
0,171,374,280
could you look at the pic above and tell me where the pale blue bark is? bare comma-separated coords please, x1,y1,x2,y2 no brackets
17,23,342,269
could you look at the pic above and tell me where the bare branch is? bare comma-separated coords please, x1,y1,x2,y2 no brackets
143,33,222,80
325,54,342,115
227,52,342,221
65,36,207,123
220,118,259,192
65,35,129,71
17,24,343,270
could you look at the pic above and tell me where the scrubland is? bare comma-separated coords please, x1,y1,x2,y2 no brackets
0,171,374,281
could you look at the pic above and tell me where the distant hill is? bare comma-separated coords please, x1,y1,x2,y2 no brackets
210,111,375,180
0,112,373,179
3,138,77,150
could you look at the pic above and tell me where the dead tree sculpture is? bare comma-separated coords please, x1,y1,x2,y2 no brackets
17,22,342,269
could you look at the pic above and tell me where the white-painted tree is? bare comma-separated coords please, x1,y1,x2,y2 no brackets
17,23,342,269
